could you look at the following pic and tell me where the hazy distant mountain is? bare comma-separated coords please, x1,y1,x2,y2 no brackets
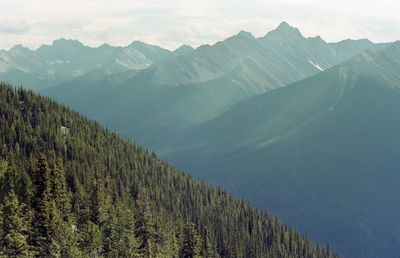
164,42,400,258
174,44,195,55
43,22,381,149
125,22,372,89
8,22,396,257
329,38,389,60
0,39,176,90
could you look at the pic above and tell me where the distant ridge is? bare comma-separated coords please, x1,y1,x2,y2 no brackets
164,41,400,258
43,22,385,150
1,22,396,258
0,38,183,90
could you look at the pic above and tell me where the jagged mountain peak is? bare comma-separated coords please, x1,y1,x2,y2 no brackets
44,38,86,50
223,30,257,46
128,40,165,50
276,21,291,29
174,44,193,51
236,30,255,39
98,43,113,49
129,40,149,47
337,38,373,44
52,38,83,46
36,38,87,54
271,21,303,37
9,44,31,53
174,44,194,55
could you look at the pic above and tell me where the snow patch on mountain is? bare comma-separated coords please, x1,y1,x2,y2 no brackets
48,60,71,65
308,59,324,71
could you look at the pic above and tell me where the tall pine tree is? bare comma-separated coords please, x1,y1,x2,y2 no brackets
179,222,202,258
30,156,60,257
0,192,35,258
135,189,157,258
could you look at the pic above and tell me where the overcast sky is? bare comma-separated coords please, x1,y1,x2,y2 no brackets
1,0,399,50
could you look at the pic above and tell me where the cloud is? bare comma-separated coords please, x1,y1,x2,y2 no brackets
255,0,400,42
0,21,30,34
0,0,399,50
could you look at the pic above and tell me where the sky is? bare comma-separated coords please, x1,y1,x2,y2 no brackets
1,0,399,50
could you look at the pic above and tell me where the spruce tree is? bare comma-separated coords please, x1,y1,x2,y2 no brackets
0,192,35,258
200,226,216,258
80,221,103,258
0,84,339,258
0,161,16,201
102,201,139,257
49,164,82,257
179,222,202,258
49,164,71,220
30,156,60,257
80,173,107,257
135,189,157,258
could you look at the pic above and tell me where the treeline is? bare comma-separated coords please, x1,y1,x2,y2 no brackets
0,82,338,257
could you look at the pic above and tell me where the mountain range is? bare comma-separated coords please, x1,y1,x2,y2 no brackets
42,22,386,149
2,22,399,257
164,42,400,258
0,38,192,90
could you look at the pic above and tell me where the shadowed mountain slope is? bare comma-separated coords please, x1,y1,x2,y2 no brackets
164,42,400,258
43,22,382,149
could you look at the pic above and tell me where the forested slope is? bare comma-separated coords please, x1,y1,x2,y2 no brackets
0,83,337,257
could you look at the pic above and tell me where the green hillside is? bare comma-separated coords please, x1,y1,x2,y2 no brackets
164,42,400,258
0,83,337,257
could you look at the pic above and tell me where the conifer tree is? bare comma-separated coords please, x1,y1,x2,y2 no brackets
135,189,157,258
102,201,139,257
48,164,82,257
0,161,17,201
80,173,107,257
200,226,216,258
179,222,202,258
30,156,60,257
49,164,71,220
0,84,339,258
0,192,35,258
80,221,103,258
88,172,108,226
